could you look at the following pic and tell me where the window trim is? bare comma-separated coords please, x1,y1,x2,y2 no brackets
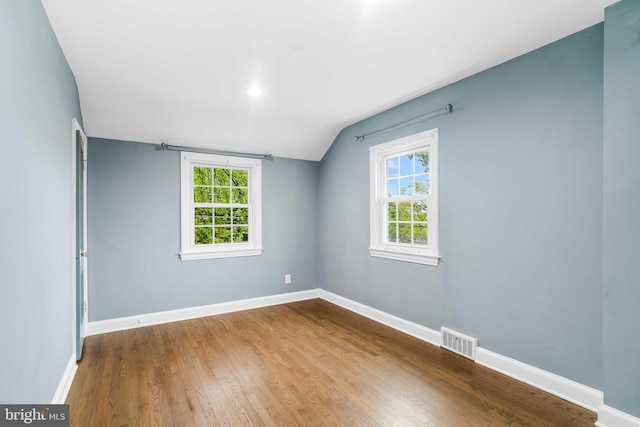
369,128,440,266
180,152,263,261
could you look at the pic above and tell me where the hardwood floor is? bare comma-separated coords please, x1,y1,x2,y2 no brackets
67,299,596,426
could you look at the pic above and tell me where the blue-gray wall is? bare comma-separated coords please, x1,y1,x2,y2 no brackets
603,0,640,417
0,0,82,403
87,138,319,320
319,25,604,390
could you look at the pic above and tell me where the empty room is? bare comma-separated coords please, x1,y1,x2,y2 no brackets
2,0,639,425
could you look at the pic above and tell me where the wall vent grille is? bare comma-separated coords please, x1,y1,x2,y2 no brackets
441,327,477,360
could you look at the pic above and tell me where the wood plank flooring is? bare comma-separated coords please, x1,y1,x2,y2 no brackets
66,299,597,426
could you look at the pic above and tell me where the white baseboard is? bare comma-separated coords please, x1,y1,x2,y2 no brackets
51,354,77,404
318,289,441,347
596,405,640,427
320,289,603,413
475,348,603,412
87,289,321,336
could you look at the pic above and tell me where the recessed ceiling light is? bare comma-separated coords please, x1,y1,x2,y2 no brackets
247,87,263,98
289,47,308,58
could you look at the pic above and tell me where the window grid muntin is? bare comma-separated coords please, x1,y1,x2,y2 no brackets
192,165,251,246
385,150,430,197
382,195,431,247
382,148,431,247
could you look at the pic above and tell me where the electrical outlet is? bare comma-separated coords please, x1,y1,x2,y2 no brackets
285,274,292,284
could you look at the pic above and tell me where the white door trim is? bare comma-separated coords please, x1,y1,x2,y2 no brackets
71,117,88,360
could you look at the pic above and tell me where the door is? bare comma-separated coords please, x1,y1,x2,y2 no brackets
74,119,88,361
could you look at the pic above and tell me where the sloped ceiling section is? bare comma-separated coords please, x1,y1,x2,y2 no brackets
42,0,613,161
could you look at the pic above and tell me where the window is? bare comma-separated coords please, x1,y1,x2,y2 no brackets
369,129,440,266
180,152,262,260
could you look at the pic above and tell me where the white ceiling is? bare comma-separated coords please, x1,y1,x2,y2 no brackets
42,0,615,161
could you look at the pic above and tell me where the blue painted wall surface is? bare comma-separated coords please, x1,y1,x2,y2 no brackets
0,1,82,402
87,138,319,320
603,0,640,417
320,26,604,389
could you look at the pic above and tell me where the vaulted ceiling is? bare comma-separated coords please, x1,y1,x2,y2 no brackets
42,0,614,161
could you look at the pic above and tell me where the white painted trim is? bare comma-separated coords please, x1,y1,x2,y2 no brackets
596,405,640,427
81,126,88,338
180,152,263,260
369,128,440,266
87,289,321,336
70,120,77,368
179,247,263,260
71,117,88,361
51,354,77,404
475,348,603,412
318,290,442,347
369,247,440,266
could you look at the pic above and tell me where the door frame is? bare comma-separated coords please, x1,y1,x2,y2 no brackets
71,117,88,361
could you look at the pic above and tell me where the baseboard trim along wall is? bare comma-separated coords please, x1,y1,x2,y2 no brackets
86,289,321,336
82,288,640,424
475,348,603,412
596,405,640,427
317,290,442,347
51,354,77,404
317,290,603,413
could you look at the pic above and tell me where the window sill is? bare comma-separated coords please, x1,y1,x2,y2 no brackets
369,247,440,266
180,247,263,261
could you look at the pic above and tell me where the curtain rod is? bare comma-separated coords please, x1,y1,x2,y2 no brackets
157,142,274,161
355,104,453,142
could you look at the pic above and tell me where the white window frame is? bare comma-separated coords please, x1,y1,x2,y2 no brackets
180,152,263,261
369,128,440,266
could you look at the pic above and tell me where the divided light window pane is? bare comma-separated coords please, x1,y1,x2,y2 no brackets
383,149,430,246
385,151,430,197
180,152,262,261
369,128,439,266
193,166,250,246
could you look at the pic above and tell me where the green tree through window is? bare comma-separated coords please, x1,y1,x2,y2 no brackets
193,167,250,245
